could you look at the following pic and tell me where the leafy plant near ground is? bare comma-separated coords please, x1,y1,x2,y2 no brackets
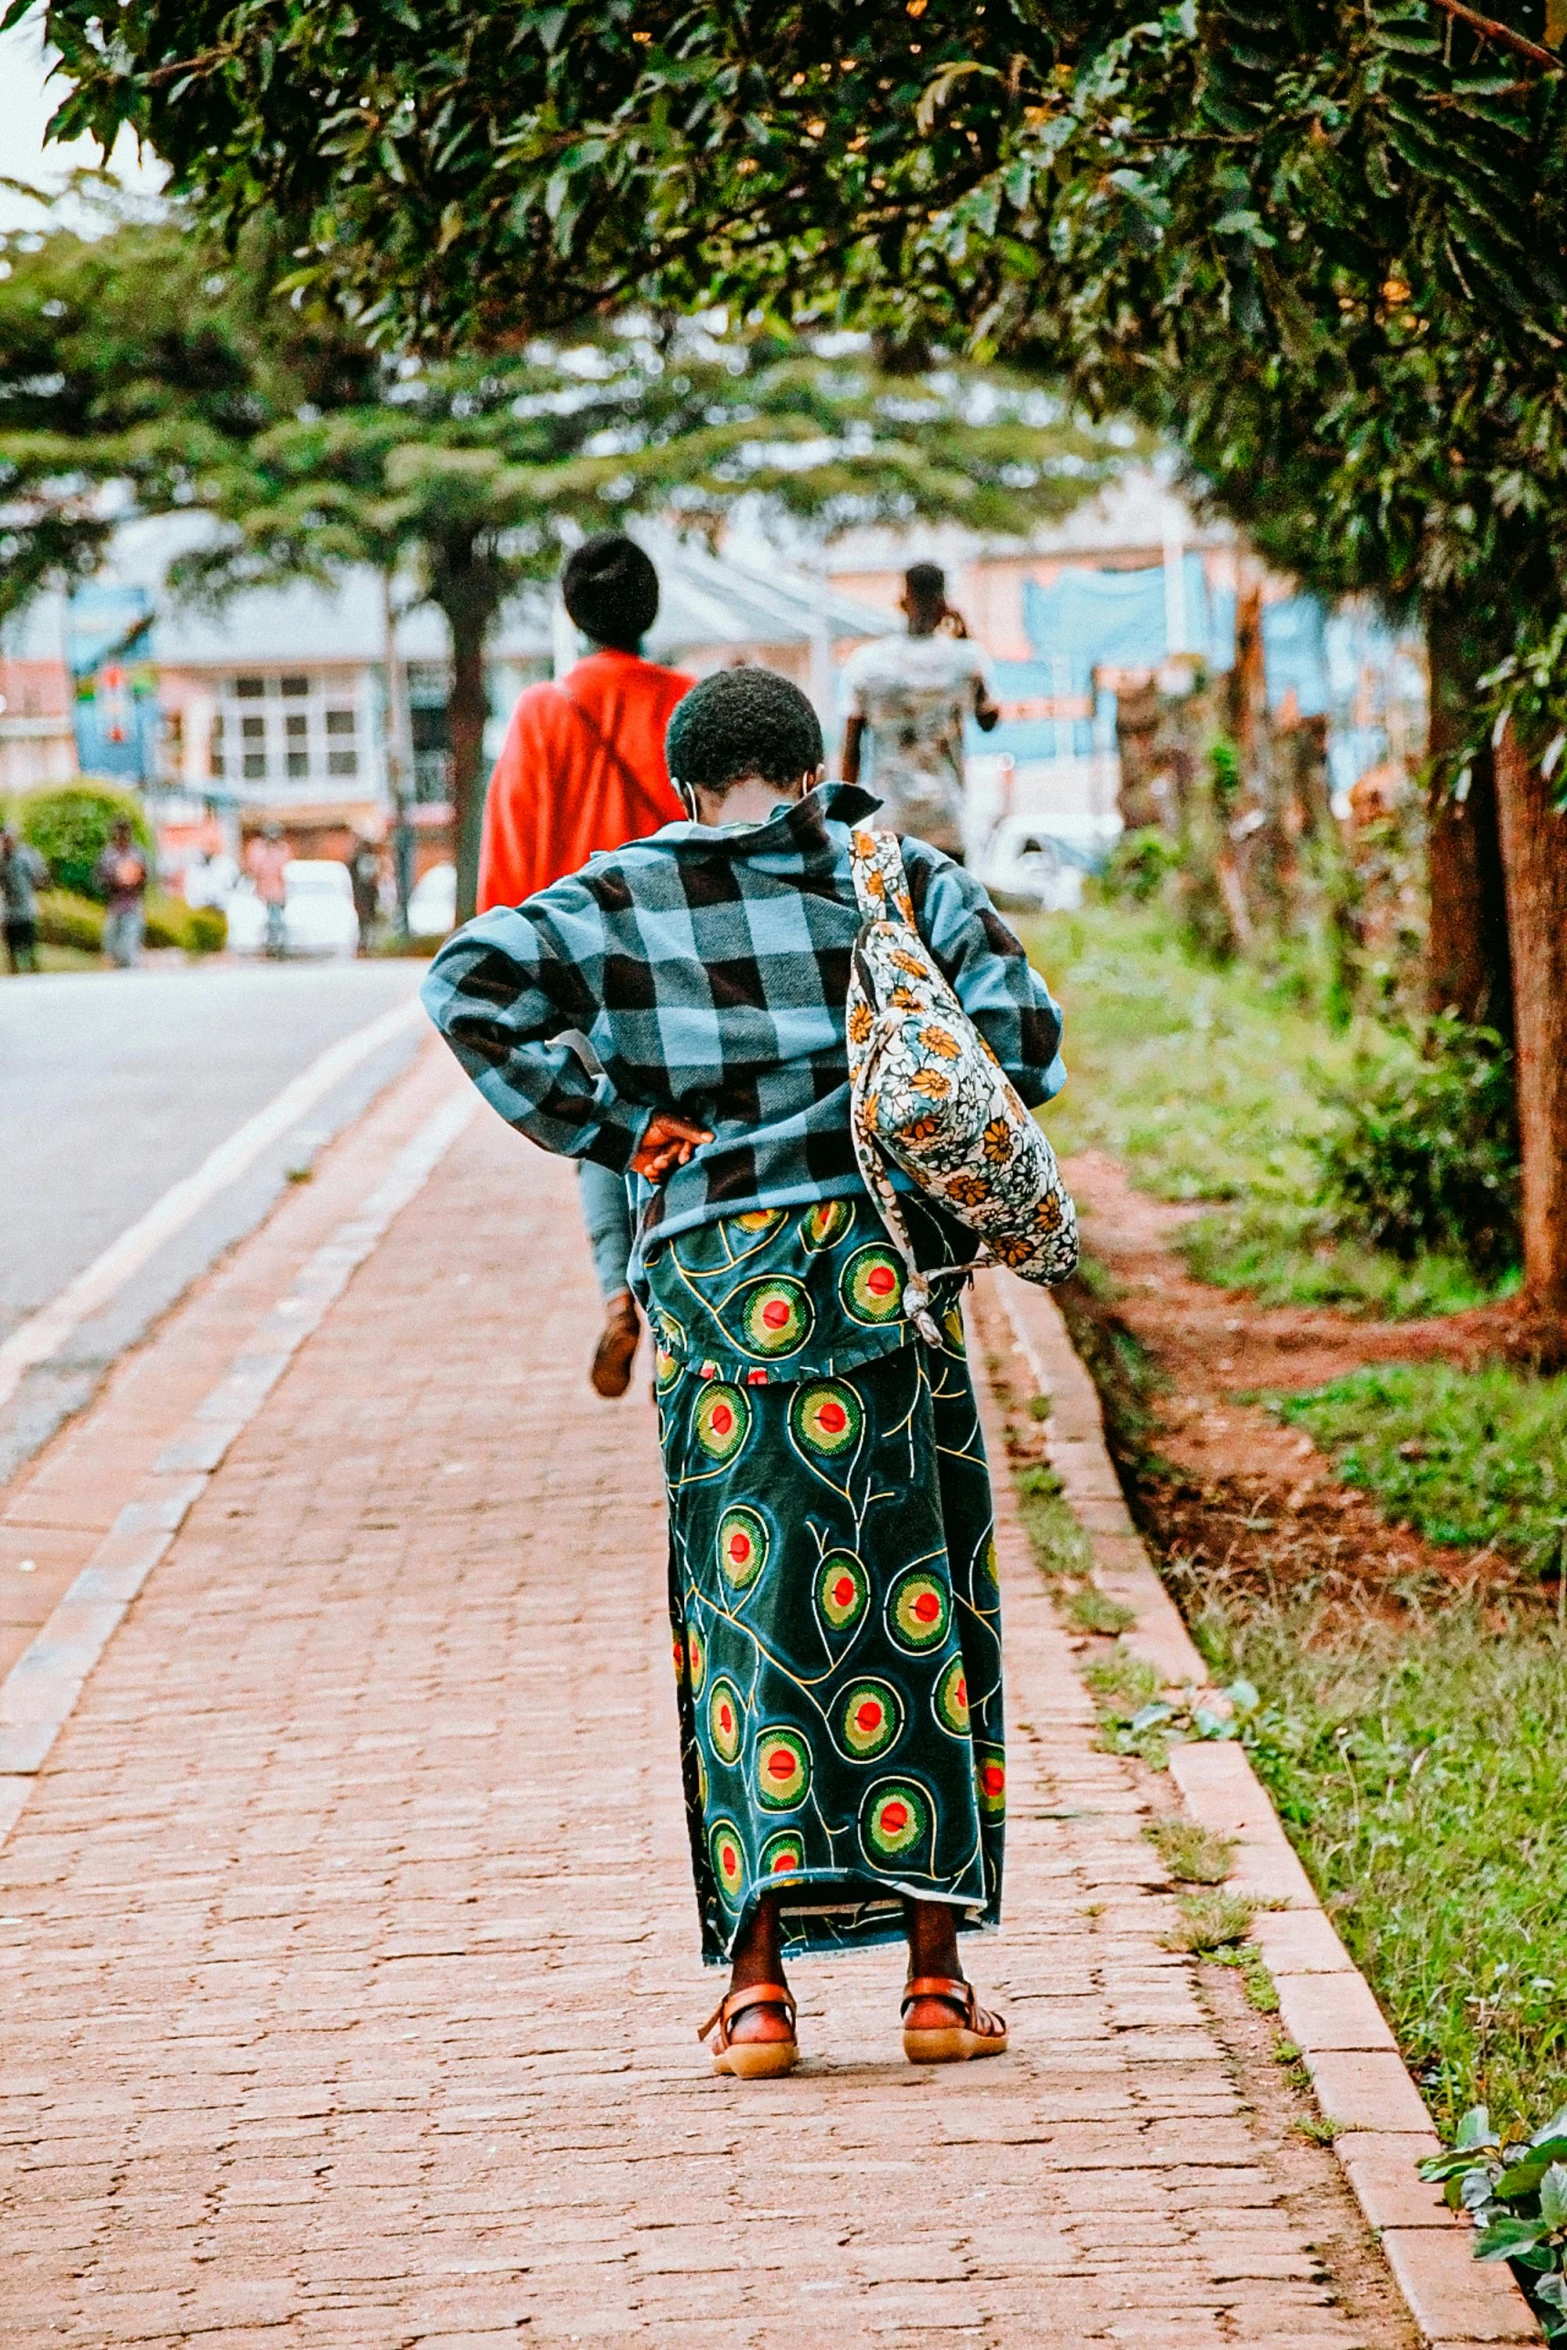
1066,1585,1136,1638
1187,1597,1567,2138
1025,905,1505,1319
1163,1889,1257,1954
1313,1014,1520,1279
1421,2106,1567,2340
1272,1364,1567,1581
1101,828,1179,907
35,890,105,955
1079,1639,1256,1767
1147,1817,1235,1885
1013,1464,1092,1581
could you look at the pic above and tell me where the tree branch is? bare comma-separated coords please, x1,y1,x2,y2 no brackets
1426,0,1563,70
142,47,240,87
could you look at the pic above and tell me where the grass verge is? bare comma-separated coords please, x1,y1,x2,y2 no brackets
1188,1590,1567,2138
1019,900,1502,1318
1270,1361,1567,1581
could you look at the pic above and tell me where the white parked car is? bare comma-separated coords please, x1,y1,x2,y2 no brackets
972,816,1086,913
406,861,457,938
225,860,361,958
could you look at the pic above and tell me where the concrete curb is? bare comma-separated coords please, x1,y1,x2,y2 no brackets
0,1089,475,1841
990,1273,1538,2350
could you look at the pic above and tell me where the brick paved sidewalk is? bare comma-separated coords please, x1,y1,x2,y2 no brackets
0,1103,1421,2348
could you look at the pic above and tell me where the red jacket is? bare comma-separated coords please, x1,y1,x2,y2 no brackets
476,648,695,912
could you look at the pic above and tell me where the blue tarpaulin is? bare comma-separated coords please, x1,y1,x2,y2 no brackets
1260,595,1330,719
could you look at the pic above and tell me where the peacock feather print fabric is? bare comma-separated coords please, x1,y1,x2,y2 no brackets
646,1196,1004,1966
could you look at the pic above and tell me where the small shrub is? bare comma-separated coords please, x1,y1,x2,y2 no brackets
144,892,225,954
1298,2115,1346,2146
1067,1585,1137,1638
1084,1647,1162,1723
1102,827,1179,905
186,904,227,953
1163,1889,1257,1954
1146,1816,1235,1884
1421,2106,1567,2339
1014,1470,1091,1580
35,889,104,953
13,783,153,901
1314,1013,1520,1277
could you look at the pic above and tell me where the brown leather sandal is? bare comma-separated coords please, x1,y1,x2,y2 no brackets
698,1981,800,2080
901,1974,1008,2065
590,1293,641,1398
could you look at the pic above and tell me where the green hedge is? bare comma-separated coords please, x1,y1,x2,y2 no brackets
8,782,155,901
34,887,226,956
36,889,104,953
146,894,225,953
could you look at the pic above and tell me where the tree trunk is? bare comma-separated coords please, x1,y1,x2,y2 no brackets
1227,575,1267,769
1492,719,1567,1340
380,571,415,937
448,625,488,928
432,537,500,928
1425,605,1514,1034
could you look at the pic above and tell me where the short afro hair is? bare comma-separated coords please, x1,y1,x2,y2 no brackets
562,533,659,649
665,667,824,798
904,560,946,605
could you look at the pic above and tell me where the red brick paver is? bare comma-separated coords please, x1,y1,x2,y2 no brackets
0,1114,1421,2347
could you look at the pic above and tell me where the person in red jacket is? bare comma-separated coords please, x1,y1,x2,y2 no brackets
477,534,695,1397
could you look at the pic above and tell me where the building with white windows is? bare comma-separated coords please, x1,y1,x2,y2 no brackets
22,516,894,882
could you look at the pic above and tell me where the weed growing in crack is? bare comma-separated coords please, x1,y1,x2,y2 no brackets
1147,1817,1236,1884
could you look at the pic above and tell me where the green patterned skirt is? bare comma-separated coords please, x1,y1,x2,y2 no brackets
646,1197,1004,1966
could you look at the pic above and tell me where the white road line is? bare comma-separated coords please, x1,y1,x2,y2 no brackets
0,993,427,1414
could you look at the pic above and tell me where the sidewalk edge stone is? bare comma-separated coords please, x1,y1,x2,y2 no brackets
989,1272,1539,2350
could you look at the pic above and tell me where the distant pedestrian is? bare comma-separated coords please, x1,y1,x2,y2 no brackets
840,562,1001,861
95,818,149,968
184,844,238,910
346,834,382,951
246,824,291,959
0,826,49,974
478,532,695,1399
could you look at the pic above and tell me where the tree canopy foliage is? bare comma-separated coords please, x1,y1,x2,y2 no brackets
2,198,1123,916
31,0,1567,739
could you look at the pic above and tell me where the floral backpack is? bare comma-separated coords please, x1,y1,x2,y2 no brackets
844,827,1078,1341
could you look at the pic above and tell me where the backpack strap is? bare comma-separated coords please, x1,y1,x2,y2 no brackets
848,828,917,928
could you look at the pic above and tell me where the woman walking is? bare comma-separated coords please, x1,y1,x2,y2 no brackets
422,668,1065,2077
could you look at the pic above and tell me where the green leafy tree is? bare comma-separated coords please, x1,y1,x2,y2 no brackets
0,197,377,623
46,0,1566,1331
183,326,1122,916
2,213,1122,918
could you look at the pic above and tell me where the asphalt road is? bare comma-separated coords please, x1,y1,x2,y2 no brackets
0,957,429,1481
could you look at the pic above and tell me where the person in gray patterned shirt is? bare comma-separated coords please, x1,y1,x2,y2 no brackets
840,562,1000,860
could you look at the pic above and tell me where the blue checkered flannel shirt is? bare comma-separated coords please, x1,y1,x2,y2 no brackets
420,782,1066,1261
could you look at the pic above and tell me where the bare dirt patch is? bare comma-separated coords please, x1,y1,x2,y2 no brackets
1061,1148,1538,1617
